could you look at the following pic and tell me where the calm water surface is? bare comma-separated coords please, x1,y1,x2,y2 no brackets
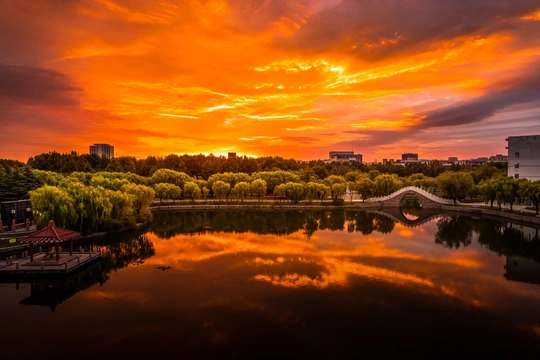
1,209,540,358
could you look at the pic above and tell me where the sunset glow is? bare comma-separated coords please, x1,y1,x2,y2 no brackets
2,1,540,161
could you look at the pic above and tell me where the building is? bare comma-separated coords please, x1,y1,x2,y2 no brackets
402,153,418,162
329,151,362,163
228,152,237,159
506,135,540,180
489,154,508,163
89,144,114,159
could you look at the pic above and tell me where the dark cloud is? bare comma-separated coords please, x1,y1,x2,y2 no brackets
0,63,81,106
339,129,411,147
280,0,540,61
418,68,540,129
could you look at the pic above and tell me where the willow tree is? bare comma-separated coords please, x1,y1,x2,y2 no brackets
435,171,474,204
285,182,305,203
356,178,375,201
151,169,193,190
29,185,76,228
374,174,401,197
331,183,346,202
315,183,331,203
60,180,112,234
121,183,155,215
154,182,181,204
106,189,134,220
232,182,250,202
212,181,230,202
183,182,202,203
524,180,540,214
304,182,320,203
250,179,267,202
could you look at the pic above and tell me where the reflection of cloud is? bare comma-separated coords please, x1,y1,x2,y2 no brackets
81,290,154,305
254,259,435,289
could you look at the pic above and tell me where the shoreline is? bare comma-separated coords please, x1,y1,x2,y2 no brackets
2,202,538,255
149,202,540,227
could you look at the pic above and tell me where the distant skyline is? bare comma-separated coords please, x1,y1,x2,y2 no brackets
1,0,540,162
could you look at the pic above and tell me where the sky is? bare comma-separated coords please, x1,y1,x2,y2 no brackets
1,0,540,163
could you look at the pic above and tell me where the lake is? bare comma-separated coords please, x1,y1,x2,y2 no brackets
1,209,540,358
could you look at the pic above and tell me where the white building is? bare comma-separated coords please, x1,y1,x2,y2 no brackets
90,143,114,159
506,135,540,181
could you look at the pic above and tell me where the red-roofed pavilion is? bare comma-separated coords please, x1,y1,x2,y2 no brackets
21,220,81,262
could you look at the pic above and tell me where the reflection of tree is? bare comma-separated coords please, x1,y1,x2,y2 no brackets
98,234,156,284
151,210,398,239
346,212,395,235
476,220,540,262
318,211,345,231
434,216,473,249
374,214,395,234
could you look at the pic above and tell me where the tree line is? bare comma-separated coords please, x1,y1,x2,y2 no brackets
2,154,540,235
26,151,504,178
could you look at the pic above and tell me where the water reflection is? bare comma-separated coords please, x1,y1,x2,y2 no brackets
2,234,155,312
2,209,540,357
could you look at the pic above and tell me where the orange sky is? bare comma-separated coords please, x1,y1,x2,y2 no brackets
1,0,540,162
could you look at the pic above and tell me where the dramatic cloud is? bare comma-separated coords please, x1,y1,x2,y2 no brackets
0,63,81,106
1,0,540,161
418,69,540,129
281,0,540,60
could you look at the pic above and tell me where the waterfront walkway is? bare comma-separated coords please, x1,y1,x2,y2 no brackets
0,250,101,275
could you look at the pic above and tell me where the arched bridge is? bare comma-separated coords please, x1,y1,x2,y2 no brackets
363,186,456,209
367,208,444,228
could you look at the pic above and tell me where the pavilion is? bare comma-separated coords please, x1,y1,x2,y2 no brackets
20,220,81,262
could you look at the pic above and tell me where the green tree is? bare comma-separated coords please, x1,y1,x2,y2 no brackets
356,178,375,201
250,179,267,202
151,169,193,189
154,183,167,204
316,183,331,203
29,185,77,228
106,190,134,220
304,182,320,203
331,183,346,202
62,181,112,234
374,174,401,197
479,177,498,207
212,180,230,202
523,180,540,214
121,183,155,215
232,182,250,202
183,182,201,203
435,171,474,204
285,182,304,203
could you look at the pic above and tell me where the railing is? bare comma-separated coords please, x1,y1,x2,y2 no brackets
365,186,457,205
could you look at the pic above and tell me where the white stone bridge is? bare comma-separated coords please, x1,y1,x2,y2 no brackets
363,186,457,209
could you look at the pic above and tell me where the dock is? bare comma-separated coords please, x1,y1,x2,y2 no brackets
0,250,101,275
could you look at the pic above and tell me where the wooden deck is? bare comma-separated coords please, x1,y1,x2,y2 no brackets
0,251,101,275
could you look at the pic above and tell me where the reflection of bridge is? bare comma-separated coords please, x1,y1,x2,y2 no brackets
367,208,444,228
364,186,456,208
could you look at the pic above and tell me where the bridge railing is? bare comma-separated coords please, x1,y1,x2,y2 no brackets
364,186,457,205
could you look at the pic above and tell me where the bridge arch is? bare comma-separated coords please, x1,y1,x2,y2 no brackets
364,186,456,209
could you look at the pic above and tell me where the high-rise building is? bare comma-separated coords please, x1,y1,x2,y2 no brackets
90,144,114,159
506,135,540,180
228,152,237,159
